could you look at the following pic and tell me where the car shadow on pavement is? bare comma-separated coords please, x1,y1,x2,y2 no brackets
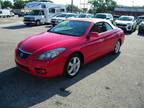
2,24,36,30
0,53,120,108
124,31,134,35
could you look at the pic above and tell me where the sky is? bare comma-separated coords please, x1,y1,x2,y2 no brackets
51,0,144,7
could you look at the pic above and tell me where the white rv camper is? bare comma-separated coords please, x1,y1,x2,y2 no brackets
24,2,66,25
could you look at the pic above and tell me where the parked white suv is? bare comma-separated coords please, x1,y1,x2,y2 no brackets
51,13,77,26
115,16,137,32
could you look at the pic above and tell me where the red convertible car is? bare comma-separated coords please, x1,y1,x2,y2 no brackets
15,18,125,78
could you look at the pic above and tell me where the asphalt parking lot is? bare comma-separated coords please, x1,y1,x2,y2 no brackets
0,23,144,108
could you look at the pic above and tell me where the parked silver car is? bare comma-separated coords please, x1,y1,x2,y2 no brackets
94,13,114,22
138,21,144,36
137,16,144,25
51,13,77,26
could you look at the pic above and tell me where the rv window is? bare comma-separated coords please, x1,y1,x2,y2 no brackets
49,8,55,13
0,11,2,14
42,4,46,8
28,10,44,15
41,11,44,15
60,9,65,12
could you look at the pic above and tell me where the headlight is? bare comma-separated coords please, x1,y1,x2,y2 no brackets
37,48,66,60
127,23,132,26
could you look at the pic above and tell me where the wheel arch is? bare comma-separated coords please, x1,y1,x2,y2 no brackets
118,38,122,46
67,51,85,65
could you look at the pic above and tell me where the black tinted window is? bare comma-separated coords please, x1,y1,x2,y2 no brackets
67,14,76,18
49,8,55,13
60,9,65,12
95,14,107,19
91,22,104,33
91,22,113,33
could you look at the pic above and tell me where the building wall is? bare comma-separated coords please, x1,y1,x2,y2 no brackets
114,7,144,16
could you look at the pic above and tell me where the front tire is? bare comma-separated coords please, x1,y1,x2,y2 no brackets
64,54,81,78
113,40,121,54
36,20,41,26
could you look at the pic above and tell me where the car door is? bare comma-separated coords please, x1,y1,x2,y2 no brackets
99,22,117,53
82,22,107,62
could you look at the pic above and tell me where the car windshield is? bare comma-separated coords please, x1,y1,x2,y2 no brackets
118,16,133,21
56,14,67,17
95,14,107,19
78,14,86,18
66,14,75,18
48,20,90,36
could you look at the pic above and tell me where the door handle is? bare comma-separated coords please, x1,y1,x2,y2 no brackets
98,39,104,42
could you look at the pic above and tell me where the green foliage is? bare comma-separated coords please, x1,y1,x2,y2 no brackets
0,0,13,8
89,0,117,14
66,4,81,12
13,0,25,9
28,0,53,2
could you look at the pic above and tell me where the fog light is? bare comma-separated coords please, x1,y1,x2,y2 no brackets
35,68,47,74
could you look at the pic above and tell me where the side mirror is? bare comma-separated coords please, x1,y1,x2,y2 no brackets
89,32,99,38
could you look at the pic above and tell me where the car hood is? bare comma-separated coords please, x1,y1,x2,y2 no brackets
52,17,66,20
19,32,81,53
115,20,133,24
24,15,36,18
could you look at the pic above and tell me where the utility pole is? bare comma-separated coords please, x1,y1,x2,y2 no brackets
0,1,1,9
71,0,73,13
132,0,134,7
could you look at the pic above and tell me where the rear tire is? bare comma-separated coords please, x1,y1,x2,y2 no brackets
113,40,121,54
64,54,82,78
25,23,30,26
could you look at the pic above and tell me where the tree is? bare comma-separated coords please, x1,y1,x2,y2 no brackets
66,4,81,13
29,0,53,2
1,0,13,8
0,0,3,8
13,0,25,9
40,0,53,2
89,0,117,14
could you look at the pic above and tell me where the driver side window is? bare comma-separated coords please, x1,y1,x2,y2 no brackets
91,22,104,33
91,22,113,34
91,22,107,33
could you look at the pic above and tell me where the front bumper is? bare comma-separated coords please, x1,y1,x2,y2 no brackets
23,20,36,24
51,20,59,25
116,24,133,32
15,49,66,78
51,19,64,25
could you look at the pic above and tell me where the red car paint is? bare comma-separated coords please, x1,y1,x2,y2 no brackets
15,19,125,78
